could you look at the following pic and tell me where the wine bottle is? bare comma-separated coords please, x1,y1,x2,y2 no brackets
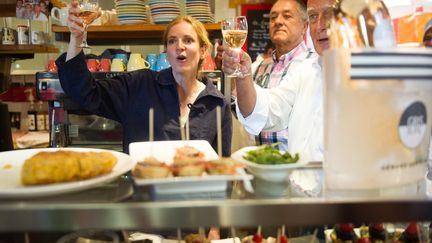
36,101,46,131
330,0,396,49
25,89,37,132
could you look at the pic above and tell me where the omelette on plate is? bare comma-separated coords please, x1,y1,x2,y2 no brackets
21,150,117,185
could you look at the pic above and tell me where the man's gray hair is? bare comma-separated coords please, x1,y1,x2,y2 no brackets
294,0,308,22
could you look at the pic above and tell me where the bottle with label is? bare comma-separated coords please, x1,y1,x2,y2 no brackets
330,0,366,49
26,89,37,132
14,113,21,130
330,0,396,49
45,109,50,131
36,101,46,131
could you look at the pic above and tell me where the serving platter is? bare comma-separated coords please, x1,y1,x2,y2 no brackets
0,148,134,199
324,227,405,243
129,140,253,194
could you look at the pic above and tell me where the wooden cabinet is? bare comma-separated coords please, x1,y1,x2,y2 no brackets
52,23,222,45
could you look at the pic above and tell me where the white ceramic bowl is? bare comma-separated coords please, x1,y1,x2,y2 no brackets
231,146,308,182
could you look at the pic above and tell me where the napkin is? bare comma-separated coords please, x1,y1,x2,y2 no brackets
15,131,49,149
290,169,323,197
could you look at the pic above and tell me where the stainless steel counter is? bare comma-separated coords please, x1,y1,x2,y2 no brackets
1,176,432,232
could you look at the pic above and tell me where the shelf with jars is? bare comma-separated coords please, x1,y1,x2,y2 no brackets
0,2,57,58
51,23,222,45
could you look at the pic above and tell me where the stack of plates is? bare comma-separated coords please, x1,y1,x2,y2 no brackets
149,0,181,24
116,0,149,25
185,0,214,23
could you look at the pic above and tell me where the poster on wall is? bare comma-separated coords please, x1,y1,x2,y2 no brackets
241,4,273,62
16,0,50,21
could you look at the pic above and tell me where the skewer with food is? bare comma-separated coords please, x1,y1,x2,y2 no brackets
132,157,171,179
242,226,265,243
184,233,209,243
172,145,207,177
206,157,240,175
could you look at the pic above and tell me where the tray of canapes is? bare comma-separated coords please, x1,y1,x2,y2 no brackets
129,140,254,194
324,223,420,243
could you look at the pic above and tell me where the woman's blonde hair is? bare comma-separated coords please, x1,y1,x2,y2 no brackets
163,15,213,71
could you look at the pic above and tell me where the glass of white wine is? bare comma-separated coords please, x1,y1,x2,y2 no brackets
78,0,99,48
221,16,248,77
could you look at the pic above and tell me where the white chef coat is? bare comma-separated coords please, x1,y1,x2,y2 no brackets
236,51,323,162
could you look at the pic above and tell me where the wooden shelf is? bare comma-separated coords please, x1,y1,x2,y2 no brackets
0,2,15,17
52,23,222,45
0,44,59,54
0,44,59,59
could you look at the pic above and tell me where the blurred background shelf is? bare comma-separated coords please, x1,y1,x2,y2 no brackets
0,1,15,17
52,23,222,45
0,45,59,59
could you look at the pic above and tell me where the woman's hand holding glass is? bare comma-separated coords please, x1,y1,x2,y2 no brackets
67,0,100,49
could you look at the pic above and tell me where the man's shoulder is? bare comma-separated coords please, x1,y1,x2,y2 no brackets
291,51,320,70
287,52,322,85
293,50,319,62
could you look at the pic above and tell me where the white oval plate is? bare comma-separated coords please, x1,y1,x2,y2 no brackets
0,147,134,199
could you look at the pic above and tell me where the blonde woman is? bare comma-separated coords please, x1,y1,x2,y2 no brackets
57,1,232,155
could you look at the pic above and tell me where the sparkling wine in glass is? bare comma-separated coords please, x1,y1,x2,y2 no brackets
222,16,248,77
78,0,99,48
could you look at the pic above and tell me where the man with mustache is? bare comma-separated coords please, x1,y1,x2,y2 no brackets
223,0,335,162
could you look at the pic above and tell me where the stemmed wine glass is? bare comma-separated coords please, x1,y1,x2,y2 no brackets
78,0,99,48
221,16,248,77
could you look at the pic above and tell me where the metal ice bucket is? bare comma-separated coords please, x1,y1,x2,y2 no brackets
323,48,432,196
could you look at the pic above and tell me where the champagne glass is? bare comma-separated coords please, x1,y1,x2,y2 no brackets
78,0,99,48
221,16,248,77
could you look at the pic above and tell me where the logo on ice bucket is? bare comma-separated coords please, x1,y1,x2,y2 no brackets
399,101,427,149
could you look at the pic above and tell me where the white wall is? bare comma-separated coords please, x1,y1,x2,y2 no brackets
384,0,432,18
215,0,236,22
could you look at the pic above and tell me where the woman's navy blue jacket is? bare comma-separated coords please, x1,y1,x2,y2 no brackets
56,52,232,155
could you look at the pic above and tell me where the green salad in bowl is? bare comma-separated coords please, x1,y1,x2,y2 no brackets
243,143,299,165
231,143,305,182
